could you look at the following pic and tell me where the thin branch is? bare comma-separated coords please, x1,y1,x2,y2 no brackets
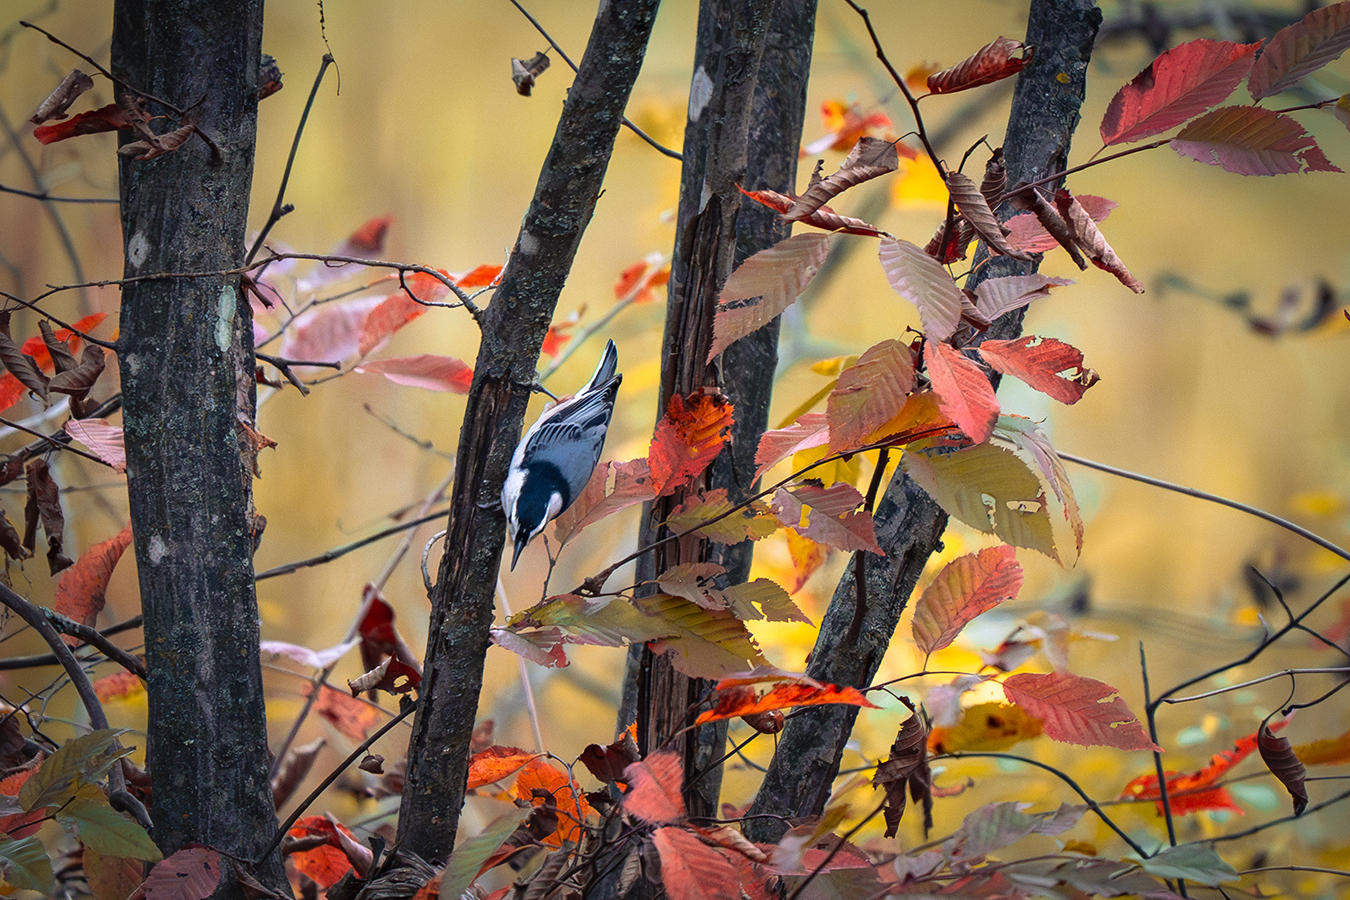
0,183,118,204
254,507,449,580
0,289,120,349
0,416,114,468
1060,452,1350,562
1210,786,1350,843
1141,645,1182,858
1164,667,1350,703
38,608,145,679
0,616,143,671
505,0,682,161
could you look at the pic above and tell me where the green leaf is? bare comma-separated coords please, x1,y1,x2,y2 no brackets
58,787,162,861
0,834,55,894
20,729,132,812
1139,844,1239,885
440,807,530,900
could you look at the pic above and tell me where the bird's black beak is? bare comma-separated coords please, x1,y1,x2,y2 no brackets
511,532,530,570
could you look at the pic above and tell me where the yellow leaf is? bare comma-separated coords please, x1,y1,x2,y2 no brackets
928,701,1043,753
893,155,949,210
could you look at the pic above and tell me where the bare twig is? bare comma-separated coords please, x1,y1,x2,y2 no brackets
254,508,449,581
0,616,143,671
0,183,117,204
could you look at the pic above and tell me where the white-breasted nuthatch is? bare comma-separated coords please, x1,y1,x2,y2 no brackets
502,340,621,569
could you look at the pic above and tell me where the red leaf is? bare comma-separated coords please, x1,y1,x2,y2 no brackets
288,817,356,889
924,341,998,444
928,37,1034,94
695,681,878,725
753,412,831,481
0,375,25,414
615,254,670,304
1053,190,1145,293
1172,105,1342,175
551,458,656,543
622,751,686,824
912,546,1023,655
772,481,882,554
309,683,383,741
54,522,132,643
355,592,423,693
63,418,127,471
32,103,129,144
1100,39,1261,146
978,336,1099,404
514,757,594,846
342,215,394,257
355,354,473,392
1121,721,1288,813
92,669,144,703
279,295,386,367
1249,1,1350,99
1003,672,1161,751
648,391,734,497
651,827,742,900
827,339,917,452
453,264,503,289
879,237,965,341
358,293,427,357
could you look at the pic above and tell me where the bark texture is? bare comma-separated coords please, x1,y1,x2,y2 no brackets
111,1,286,895
745,0,1103,841
395,0,662,870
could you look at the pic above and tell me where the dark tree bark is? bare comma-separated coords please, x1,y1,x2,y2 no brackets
394,0,662,872
111,1,287,895
745,0,1103,841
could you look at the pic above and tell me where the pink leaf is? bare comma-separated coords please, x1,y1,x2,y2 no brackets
970,274,1075,321
754,412,830,481
1249,1,1350,99
977,336,1099,404
623,752,687,824
651,827,742,900
279,296,386,369
1172,105,1342,175
773,482,882,554
827,339,916,452
709,234,831,362
63,418,126,472
1002,672,1161,751
354,354,473,392
923,341,998,444
912,546,1023,655
879,237,965,341
1101,39,1261,146
1002,195,1116,254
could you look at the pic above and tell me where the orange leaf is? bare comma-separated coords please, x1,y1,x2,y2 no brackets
54,522,132,642
358,293,426,358
695,681,878,725
708,233,831,362
341,215,393,257
1121,720,1289,813
648,390,734,497
622,751,686,824
651,827,742,900
784,529,828,593
32,103,129,144
928,37,1034,94
309,684,383,742
802,99,893,154
514,757,594,846
466,746,540,789
615,255,669,304
924,341,998,443
827,339,916,452
1003,672,1161,752
912,546,1023,655
1292,727,1350,766
92,669,145,703
978,336,1099,405
452,263,502,289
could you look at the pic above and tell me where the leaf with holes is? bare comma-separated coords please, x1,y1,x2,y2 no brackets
773,482,882,554
912,546,1024,655
1249,1,1350,99
648,391,734,497
978,336,1099,404
879,237,965,341
1002,673,1160,751
1100,39,1260,145
1172,105,1342,175
708,234,831,361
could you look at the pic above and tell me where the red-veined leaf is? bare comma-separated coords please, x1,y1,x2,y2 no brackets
708,234,831,361
754,412,830,480
54,522,132,643
354,354,473,392
32,103,129,144
651,827,741,900
978,336,1099,404
1053,190,1145,293
1171,105,1342,175
1249,0,1350,99
738,186,885,236
63,419,126,472
1258,723,1308,815
928,37,1033,94
1002,672,1161,751
622,751,686,824
912,545,1023,655
879,237,965,341
827,339,916,452
1100,39,1261,145
786,136,899,221
648,391,734,496
971,274,1075,320
695,682,877,725
924,341,998,443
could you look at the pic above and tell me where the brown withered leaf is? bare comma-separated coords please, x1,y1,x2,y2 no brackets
358,754,384,774
928,37,1034,94
0,508,28,561
258,54,284,101
1053,189,1145,293
946,171,1030,260
119,114,197,162
1006,184,1086,269
270,737,325,808
579,731,641,784
25,459,72,574
39,321,79,374
1258,723,1308,815
0,313,50,400
739,187,886,237
29,70,95,124
116,92,156,142
873,697,933,838
512,52,551,96
980,148,1007,209
49,345,106,398
785,136,900,221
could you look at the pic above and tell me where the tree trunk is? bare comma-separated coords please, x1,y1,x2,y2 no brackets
111,1,287,895
394,0,662,872
745,0,1103,841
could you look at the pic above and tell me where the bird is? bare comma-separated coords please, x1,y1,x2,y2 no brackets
502,340,621,570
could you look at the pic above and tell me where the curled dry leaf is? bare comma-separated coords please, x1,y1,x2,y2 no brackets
1004,185,1086,268
1258,722,1308,815
0,313,50,399
738,186,885,237
928,37,1034,94
48,345,106,398
118,114,198,161
979,148,1007,207
24,458,72,574
874,697,933,838
38,321,79,373
270,738,325,808
30,70,95,125
512,51,551,96
945,171,1030,260
1053,190,1144,293
785,136,900,221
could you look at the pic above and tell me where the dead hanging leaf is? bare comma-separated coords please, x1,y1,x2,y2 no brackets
29,70,95,125
1258,722,1308,815
356,591,424,694
1053,190,1145,293
1004,185,1086,268
738,186,886,237
922,215,974,264
270,737,325,809
928,37,1034,94
0,313,50,400
945,171,1030,260
32,103,129,144
118,114,197,161
980,148,1007,207
785,136,900,221
873,697,933,838
24,459,72,574
971,274,1075,321
512,51,551,96
38,322,79,374
54,522,133,643
48,345,106,398
579,731,641,784
0,509,27,561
